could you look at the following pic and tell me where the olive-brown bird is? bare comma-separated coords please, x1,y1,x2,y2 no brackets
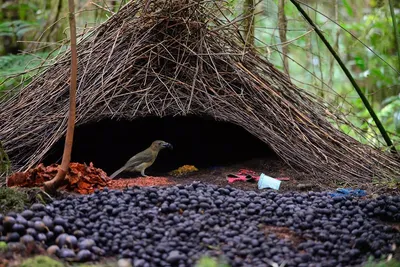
109,140,173,179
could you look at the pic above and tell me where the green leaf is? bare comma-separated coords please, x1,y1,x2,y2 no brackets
0,32,13,37
382,95,399,106
15,26,35,38
342,0,354,17
354,56,366,70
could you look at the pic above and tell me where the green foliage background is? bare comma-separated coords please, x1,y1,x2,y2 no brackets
232,0,400,150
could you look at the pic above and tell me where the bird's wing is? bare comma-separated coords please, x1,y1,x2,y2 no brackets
110,149,155,178
125,149,154,168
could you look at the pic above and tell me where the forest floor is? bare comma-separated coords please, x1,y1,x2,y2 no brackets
107,158,399,196
108,158,314,192
6,157,399,196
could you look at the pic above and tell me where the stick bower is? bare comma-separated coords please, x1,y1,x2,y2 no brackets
0,0,399,187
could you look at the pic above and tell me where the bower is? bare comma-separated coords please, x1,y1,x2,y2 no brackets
1,0,399,187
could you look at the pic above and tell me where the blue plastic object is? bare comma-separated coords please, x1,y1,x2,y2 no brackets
328,188,366,198
258,173,281,190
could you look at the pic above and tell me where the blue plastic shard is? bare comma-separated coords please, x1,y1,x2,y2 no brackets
328,188,366,198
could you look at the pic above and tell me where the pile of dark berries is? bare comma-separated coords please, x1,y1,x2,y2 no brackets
1,182,400,267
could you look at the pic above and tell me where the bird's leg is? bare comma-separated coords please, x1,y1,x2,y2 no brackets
141,170,148,177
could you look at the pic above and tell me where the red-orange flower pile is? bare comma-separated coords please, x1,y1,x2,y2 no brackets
7,162,111,194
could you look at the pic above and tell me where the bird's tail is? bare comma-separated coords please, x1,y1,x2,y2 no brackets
109,166,126,179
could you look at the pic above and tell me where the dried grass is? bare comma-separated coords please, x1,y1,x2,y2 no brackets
0,0,399,188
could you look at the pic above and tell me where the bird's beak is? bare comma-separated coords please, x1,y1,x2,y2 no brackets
163,142,173,150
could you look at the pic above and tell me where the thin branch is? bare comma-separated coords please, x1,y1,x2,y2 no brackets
388,0,400,72
44,0,78,194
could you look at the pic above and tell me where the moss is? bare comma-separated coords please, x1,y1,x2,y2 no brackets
26,187,54,204
195,256,230,267
20,256,64,267
0,241,7,251
0,187,29,213
363,257,400,267
0,186,55,214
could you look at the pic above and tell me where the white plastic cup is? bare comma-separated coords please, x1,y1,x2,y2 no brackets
258,173,281,190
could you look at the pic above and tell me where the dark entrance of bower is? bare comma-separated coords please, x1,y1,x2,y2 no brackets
43,116,278,177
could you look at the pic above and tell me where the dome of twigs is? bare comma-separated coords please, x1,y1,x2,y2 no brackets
0,0,399,188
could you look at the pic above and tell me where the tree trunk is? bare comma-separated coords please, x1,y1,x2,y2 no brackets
1,0,23,55
243,0,255,46
44,0,78,194
278,0,289,77
45,0,64,45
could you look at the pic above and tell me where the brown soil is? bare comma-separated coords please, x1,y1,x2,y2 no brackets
263,225,305,246
108,158,320,192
